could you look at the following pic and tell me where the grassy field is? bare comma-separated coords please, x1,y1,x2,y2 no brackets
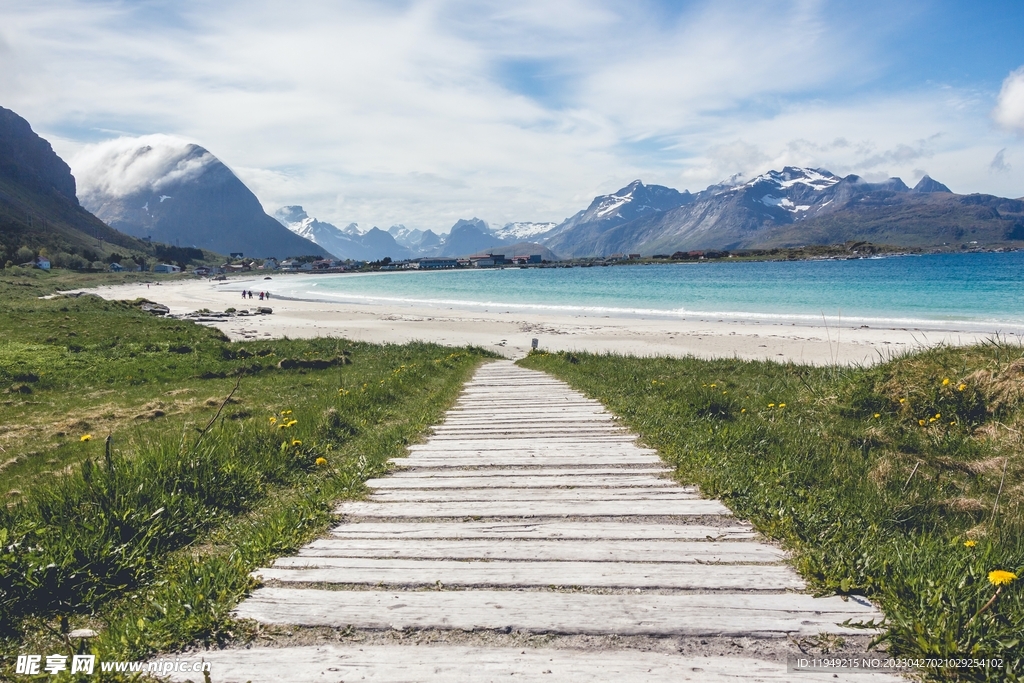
521,349,1023,682
0,266,491,680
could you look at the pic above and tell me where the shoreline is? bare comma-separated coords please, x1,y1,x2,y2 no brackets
78,276,1012,364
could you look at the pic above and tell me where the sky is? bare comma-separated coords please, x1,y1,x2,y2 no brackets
2,0,1023,233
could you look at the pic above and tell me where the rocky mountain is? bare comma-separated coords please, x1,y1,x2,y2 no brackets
388,225,442,252
75,137,325,259
912,175,952,193
540,168,1024,256
541,180,693,257
275,206,410,261
0,105,161,265
433,218,509,257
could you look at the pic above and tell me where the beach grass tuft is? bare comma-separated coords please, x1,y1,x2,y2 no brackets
0,270,491,679
521,346,1023,682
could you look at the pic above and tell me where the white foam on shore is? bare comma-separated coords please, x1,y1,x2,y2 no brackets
248,280,1024,336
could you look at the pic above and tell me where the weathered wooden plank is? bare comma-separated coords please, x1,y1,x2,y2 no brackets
365,488,699,502
367,474,676,489
425,438,640,447
383,467,672,478
391,459,665,470
336,499,731,517
297,538,785,563
165,644,905,683
327,521,758,541
234,588,881,637
258,557,799,590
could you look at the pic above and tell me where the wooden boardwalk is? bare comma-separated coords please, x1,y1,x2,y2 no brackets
175,361,902,682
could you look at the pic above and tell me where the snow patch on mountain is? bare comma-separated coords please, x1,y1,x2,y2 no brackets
494,221,557,241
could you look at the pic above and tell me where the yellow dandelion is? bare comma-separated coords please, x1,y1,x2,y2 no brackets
950,421,955,426
778,403,786,408
740,408,746,413
281,410,293,415
958,383,967,392
292,439,302,446
919,419,926,426
964,540,977,548
278,423,287,429
338,388,349,395
899,398,907,404
942,378,950,386
935,413,941,419
722,391,727,395
315,457,328,467
873,413,881,419
768,403,775,408
988,570,1018,586
287,419,297,427
710,383,716,388
80,434,92,442
269,416,277,424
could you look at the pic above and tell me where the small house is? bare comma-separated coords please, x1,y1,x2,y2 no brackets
153,263,181,273
35,256,51,270
109,262,126,272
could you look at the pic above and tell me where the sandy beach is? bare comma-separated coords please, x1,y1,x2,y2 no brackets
80,275,1003,365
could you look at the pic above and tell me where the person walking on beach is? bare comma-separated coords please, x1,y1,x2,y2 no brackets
242,289,247,299
259,291,264,301
248,290,253,299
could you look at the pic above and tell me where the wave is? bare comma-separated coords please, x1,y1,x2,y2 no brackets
265,285,1024,334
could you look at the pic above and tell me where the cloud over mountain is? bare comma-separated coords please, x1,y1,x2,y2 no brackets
72,136,325,259
994,66,1024,134
72,135,216,202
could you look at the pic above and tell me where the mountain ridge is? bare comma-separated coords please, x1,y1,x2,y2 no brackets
538,168,1024,256
76,137,325,259
0,105,179,267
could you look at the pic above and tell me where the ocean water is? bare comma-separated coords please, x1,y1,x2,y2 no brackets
265,252,1024,333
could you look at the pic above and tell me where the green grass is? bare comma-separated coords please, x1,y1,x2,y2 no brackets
0,269,492,680
521,348,1023,682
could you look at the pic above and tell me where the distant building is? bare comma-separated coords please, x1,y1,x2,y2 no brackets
416,258,459,270
193,266,211,276
229,252,244,259
628,253,641,260
153,263,181,273
35,256,51,270
261,258,279,270
109,262,126,272
469,253,507,267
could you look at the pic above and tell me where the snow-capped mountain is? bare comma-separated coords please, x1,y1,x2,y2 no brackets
388,224,444,252
538,166,1024,255
275,206,410,261
542,180,693,257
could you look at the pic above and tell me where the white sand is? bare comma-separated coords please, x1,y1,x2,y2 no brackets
81,275,1001,364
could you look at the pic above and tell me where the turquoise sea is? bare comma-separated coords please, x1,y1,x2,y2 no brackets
267,252,1024,333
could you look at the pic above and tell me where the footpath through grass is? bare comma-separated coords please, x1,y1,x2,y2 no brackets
521,348,1023,682
0,267,491,680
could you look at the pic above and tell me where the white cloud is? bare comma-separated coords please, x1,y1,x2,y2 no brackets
1,1,1021,228
993,66,1024,133
71,135,214,201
